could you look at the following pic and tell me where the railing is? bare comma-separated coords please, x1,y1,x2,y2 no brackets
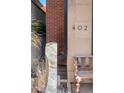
73,56,93,93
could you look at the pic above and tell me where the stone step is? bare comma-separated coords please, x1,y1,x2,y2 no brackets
58,65,67,79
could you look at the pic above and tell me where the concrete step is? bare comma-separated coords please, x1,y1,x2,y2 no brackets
58,65,67,79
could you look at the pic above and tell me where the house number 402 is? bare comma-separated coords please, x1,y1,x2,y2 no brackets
77,25,88,31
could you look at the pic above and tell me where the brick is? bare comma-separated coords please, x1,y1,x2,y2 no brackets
46,0,64,54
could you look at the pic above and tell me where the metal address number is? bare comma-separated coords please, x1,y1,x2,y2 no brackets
77,25,88,31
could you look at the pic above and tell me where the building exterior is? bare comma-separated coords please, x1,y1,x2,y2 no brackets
67,0,93,92
31,0,46,24
46,0,93,92
67,0,92,82
31,0,46,59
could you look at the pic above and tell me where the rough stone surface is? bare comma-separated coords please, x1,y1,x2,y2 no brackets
31,32,47,93
45,42,57,93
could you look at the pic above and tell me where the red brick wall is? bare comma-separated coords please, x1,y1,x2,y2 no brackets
46,0,64,54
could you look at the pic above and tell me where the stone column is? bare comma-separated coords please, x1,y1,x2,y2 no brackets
45,42,57,93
